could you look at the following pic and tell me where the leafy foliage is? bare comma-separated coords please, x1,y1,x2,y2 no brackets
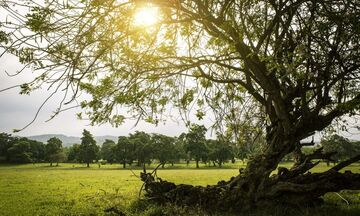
1,1,359,169
115,136,133,168
100,139,116,163
321,134,360,162
0,133,14,161
182,124,208,168
207,139,233,167
67,144,80,162
7,141,33,163
151,134,177,167
45,137,65,166
79,130,99,167
129,131,152,167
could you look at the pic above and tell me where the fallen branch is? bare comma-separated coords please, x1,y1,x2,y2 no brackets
139,163,164,198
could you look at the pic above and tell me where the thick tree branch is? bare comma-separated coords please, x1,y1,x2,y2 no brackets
330,154,360,172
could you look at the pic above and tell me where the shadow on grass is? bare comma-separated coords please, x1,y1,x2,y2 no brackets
123,199,360,216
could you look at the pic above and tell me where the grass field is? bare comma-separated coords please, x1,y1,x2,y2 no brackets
0,162,359,216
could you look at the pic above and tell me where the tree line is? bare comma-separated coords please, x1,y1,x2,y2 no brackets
1,125,359,168
0,125,255,167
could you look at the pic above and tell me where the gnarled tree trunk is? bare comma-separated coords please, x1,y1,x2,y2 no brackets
140,124,360,211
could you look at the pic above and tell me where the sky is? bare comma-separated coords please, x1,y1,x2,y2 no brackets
0,54,213,137
0,3,216,138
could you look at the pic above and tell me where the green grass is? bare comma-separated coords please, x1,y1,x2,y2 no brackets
0,162,359,215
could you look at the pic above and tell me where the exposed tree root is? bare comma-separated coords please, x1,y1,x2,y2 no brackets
141,156,360,211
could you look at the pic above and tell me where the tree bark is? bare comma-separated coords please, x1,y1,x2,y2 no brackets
140,124,360,211
87,162,89,167
142,156,360,211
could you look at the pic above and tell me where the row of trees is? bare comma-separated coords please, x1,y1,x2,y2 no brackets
0,129,98,167
0,125,253,167
69,125,240,168
0,133,68,165
1,127,359,167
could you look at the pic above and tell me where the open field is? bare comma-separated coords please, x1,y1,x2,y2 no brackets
0,162,359,216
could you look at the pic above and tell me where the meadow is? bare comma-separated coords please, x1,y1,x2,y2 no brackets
0,162,359,216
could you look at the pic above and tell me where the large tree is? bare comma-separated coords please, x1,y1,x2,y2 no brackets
45,137,64,166
207,138,233,167
129,131,152,167
183,124,208,168
67,143,81,162
1,0,360,210
79,129,99,167
7,140,33,163
100,139,116,163
115,136,133,168
0,133,14,162
151,133,176,168
28,139,46,162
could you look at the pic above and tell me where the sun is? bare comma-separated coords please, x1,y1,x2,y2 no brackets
134,6,159,26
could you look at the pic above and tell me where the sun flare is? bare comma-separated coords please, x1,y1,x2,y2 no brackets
134,6,159,26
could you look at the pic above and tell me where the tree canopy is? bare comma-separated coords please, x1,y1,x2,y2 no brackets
45,137,65,166
182,124,208,168
321,134,360,163
79,129,99,167
1,0,360,211
100,139,116,163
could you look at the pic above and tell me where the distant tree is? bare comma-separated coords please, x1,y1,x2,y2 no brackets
171,138,187,166
79,130,99,167
321,134,360,164
115,136,133,168
177,134,192,166
301,147,315,156
45,137,65,166
28,139,46,163
129,131,152,167
67,144,80,162
183,124,208,168
0,133,14,162
100,139,116,164
235,144,249,164
207,139,233,167
151,134,176,168
7,140,33,163
1,134,45,163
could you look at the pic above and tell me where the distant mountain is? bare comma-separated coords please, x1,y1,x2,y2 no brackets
27,134,117,147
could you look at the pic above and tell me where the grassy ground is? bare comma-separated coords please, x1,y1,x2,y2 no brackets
0,162,359,216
